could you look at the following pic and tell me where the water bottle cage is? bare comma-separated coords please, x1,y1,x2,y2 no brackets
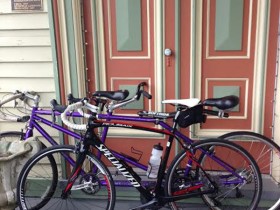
147,161,161,179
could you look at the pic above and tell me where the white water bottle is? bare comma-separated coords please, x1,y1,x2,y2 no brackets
146,143,163,178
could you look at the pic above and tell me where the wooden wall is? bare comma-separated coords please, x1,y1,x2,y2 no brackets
0,0,58,144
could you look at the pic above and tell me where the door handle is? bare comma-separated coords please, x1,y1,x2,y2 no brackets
164,49,172,67
164,48,172,56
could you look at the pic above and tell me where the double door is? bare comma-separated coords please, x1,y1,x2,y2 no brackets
82,0,279,161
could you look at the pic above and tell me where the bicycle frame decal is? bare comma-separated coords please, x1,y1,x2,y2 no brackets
103,122,133,128
95,120,174,136
96,143,141,187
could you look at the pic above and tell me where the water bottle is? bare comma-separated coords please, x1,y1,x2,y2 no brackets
146,143,163,178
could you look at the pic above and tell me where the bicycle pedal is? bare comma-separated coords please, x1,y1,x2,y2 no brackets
129,199,157,210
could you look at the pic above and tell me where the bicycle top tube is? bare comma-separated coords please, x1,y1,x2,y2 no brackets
23,106,83,143
33,108,83,117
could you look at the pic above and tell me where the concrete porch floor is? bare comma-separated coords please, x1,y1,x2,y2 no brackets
14,175,280,209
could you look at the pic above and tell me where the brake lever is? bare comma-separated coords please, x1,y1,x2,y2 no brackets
68,93,83,104
142,91,152,99
136,82,147,93
136,82,149,100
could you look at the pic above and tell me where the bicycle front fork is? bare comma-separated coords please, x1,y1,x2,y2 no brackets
61,143,87,199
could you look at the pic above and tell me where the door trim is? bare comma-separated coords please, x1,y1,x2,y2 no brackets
252,0,270,133
94,0,107,91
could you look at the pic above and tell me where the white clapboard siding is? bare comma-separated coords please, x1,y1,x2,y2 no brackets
0,46,52,62
0,37,50,46
0,62,54,77
0,0,16,13
0,29,50,37
0,78,55,92
0,13,49,30
0,0,57,140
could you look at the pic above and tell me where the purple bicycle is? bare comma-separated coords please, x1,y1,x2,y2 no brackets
15,84,262,210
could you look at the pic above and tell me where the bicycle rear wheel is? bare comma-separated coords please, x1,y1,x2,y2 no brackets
220,131,280,209
0,131,23,141
165,139,262,210
17,145,116,210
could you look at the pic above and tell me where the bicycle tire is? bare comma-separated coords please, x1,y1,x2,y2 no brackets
220,131,280,210
0,131,23,141
165,138,262,210
17,145,116,210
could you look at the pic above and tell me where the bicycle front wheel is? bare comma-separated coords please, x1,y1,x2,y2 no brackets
17,145,116,210
165,139,262,210
220,131,280,209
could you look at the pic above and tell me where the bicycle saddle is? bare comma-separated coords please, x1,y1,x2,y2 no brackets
162,98,200,107
92,90,129,101
203,95,239,110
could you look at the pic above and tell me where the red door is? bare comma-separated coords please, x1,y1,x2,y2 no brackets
197,0,257,136
191,0,277,138
82,0,278,163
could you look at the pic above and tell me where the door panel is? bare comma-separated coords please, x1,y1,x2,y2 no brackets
194,0,259,136
96,0,156,117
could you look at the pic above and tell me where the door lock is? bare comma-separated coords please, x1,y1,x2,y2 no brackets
164,48,172,56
